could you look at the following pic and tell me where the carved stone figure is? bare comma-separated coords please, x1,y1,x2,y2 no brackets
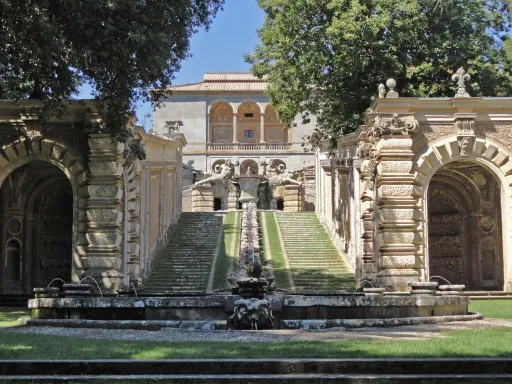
230,298,274,330
260,159,302,187
193,159,239,187
378,83,386,98
123,136,147,167
459,136,473,157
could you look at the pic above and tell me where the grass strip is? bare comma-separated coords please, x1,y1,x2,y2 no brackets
261,212,291,290
212,212,240,290
469,299,512,319
1,327,512,359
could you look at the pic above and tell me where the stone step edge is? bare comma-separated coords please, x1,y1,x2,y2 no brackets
24,313,481,331
2,374,512,382
24,319,226,330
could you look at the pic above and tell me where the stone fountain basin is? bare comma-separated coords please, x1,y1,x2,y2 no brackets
29,294,469,326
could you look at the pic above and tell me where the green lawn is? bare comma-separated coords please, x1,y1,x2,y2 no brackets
0,307,30,328
469,300,512,319
260,212,291,290
0,327,512,359
212,212,241,290
1,301,512,360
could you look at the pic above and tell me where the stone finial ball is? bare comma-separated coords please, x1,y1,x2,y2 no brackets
386,78,396,89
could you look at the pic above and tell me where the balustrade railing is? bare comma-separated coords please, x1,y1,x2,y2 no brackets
207,143,292,152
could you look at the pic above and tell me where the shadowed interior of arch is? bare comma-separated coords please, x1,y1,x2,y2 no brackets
0,161,73,294
427,160,503,290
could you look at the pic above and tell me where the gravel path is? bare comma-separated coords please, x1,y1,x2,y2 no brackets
3,318,512,343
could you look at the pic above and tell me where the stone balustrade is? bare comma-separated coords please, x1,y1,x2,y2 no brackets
207,143,292,152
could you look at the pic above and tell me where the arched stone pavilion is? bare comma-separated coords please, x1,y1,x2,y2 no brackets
317,76,512,291
0,100,186,294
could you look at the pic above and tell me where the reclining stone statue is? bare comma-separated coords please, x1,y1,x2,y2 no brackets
260,159,302,187
192,159,239,188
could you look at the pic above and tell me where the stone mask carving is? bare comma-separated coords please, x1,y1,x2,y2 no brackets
230,298,274,330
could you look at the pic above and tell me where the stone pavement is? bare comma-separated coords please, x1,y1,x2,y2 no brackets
3,318,512,343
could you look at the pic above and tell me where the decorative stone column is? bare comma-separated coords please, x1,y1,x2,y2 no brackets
260,113,265,143
370,114,422,291
207,112,212,143
86,133,125,293
232,113,238,144
125,161,142,286
356,138,377,284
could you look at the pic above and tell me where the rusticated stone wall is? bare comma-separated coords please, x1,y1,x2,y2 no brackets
0,101,186,294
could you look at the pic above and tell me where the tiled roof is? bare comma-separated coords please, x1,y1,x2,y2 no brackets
168,72,267,92
203,73,265,82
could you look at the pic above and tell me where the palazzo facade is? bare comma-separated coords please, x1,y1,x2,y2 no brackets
317,79,512,292
0,100,185,294
153,73,316,183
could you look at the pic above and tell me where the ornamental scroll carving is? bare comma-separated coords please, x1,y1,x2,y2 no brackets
368,113,419,143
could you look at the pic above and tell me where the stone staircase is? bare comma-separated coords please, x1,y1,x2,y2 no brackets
275,212,356,291
142,213,223,294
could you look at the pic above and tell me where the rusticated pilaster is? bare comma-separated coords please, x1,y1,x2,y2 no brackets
371,114,423,291
356,139,376,283
85,133,124,292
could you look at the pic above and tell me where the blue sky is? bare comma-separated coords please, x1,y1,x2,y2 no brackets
77,0,265,130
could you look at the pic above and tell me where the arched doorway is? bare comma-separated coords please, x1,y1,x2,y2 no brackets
427,160,503,290
0,161,73,293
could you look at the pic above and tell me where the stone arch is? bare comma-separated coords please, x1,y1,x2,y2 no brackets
211,159,226,173
264,105,287,143
238,101,261,143
0,137,88,287
23,168,73,290
209,101,233,143
413,135,512,290
240,159,259,175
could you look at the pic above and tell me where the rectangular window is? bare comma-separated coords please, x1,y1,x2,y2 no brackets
244,113,254,118
244,130,254,139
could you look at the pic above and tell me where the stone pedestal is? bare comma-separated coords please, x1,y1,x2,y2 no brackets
192,185,214,212
85,134,125,293
227,183,239,210
283,185,304,212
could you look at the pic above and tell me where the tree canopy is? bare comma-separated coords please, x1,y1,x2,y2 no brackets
247,0,512,148
0,0,224,140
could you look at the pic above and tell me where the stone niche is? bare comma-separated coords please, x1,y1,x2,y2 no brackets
427,161,503,289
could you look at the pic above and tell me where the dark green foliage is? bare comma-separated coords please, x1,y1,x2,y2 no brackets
0,0,224,140
247,0,512,148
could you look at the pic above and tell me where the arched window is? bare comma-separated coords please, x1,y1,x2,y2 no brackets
238,102,260,143
240,160,259,175
265,105,287,143
210,102,233,143
6,239,21,281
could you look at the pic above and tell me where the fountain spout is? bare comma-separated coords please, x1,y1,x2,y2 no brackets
131,283,138,297
429,276,452,285
46,278,66,289
80,276,103,297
